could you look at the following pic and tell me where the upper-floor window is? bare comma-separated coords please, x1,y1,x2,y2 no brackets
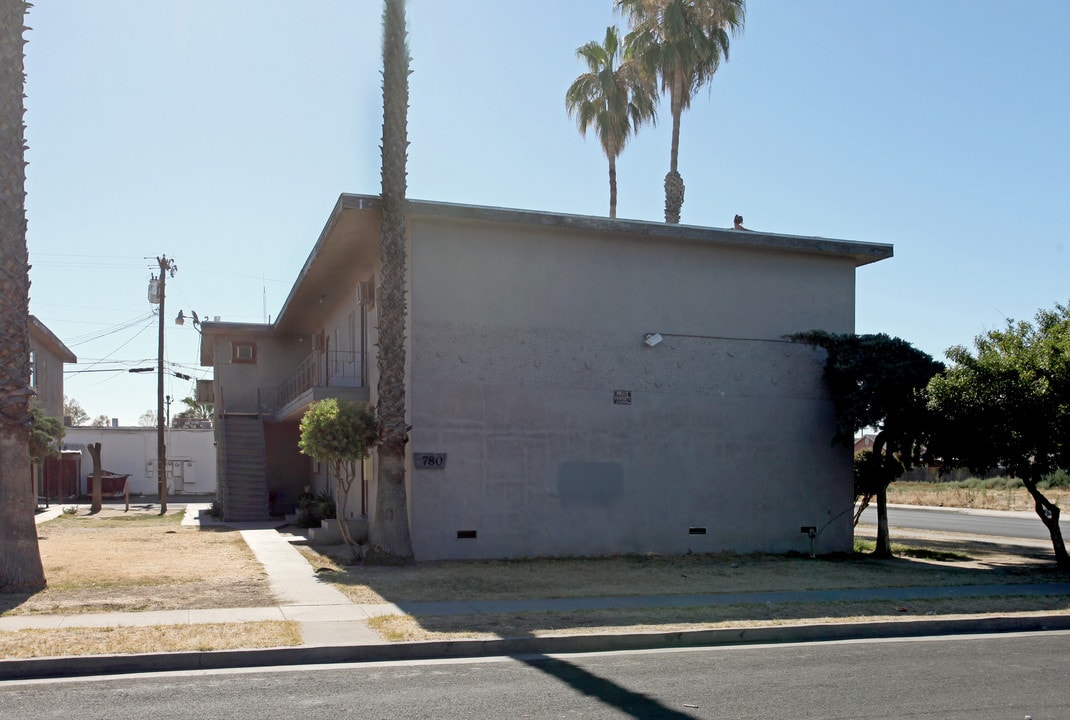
29,350,36,389
232,342,257,364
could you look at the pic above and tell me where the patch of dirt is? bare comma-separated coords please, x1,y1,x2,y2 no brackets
887,483,1070,512
3,507,274,616
1,622,301,659
299,536,1068,607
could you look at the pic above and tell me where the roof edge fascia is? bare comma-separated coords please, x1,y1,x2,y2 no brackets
270,194,894,327
396,196,893,267
29,315,77,363
272,194,380,328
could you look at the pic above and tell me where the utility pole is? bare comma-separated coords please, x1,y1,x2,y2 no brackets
152,256,177,515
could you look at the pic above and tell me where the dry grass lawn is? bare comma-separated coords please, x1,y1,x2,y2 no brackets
354,530,1070,643
368,601,1070,642
298,536,1065,607
2,489,1066,654
299,489,1070,643
887,482,1070,512
1,507,274,617
0,622,301,659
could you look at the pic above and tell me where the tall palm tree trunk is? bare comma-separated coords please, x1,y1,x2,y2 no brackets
669,75,684,174
0,0,45,592
367,0,414,563
664,80,685,224
608,155,618,219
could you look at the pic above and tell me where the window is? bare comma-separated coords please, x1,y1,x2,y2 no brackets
232,342,257,364
29,350,36,389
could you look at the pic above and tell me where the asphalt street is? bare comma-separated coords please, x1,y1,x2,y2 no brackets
2,631,1068,719
858,504,1062,540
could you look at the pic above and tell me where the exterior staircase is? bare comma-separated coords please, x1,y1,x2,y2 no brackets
220,415,270,521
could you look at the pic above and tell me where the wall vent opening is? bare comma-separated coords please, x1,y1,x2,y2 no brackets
457,530,477,539
688,527,708,535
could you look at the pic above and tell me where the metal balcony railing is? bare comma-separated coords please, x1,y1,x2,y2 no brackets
275,350,366,411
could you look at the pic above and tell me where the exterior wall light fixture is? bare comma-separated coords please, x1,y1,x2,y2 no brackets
175,310,202,333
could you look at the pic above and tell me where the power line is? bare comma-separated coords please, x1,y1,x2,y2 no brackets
60,312,156,346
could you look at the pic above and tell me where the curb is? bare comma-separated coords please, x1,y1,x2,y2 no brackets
4,614,1070,682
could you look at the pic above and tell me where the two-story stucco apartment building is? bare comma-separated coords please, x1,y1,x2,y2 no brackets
200,195,892,560
29,315,77,502
29,315,76,419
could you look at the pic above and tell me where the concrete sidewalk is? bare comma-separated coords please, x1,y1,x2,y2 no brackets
5,503,1069,681
25,504,382,646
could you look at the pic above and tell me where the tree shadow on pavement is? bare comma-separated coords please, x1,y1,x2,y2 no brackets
513,653,699,719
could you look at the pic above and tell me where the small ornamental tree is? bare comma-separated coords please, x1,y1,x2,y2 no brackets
791,331,944,558
928,303,1070,568
29,407,64,506
298,399,379,553
29,407,64,464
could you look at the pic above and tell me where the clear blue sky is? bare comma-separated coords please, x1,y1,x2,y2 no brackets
23,1,1070,425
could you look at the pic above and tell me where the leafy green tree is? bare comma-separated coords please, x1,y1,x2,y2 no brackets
29,407,64,463
29,407,64,513
791,331,943,558
928,303,1070,568
298,399,379,553
616,0,745,223
0,0,45,592
369,0,415,563
63,395,88,426
566,25,657,219
175,385,212,421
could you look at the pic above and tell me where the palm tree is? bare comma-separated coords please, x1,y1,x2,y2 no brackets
0,0,46,592
566,26,657,219
367,0,414,563
616,0,746,223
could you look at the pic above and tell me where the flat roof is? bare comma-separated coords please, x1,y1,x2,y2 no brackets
208,194,894,339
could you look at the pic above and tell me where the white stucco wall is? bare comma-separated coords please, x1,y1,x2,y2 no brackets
62,426,217,496
405,218,857,560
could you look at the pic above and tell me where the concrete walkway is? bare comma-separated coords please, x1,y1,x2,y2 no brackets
24,504,381,646
237,527,382,646
11,503,1070,647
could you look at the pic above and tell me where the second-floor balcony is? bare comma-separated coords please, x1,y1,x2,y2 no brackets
263,349,369,420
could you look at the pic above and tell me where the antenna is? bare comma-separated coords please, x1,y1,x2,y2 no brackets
262,273,267,324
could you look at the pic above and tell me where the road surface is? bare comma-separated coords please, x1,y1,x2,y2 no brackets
858,504,1061,540
2,632,1067,719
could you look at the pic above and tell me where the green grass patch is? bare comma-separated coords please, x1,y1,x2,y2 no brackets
854,539,970,562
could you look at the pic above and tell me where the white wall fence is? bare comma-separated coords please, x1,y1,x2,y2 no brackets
62,426,217,496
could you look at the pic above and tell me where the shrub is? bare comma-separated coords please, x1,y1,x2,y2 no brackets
295,489,337,528
1042,469,1070,489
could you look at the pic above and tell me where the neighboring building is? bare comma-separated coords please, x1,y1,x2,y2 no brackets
61,426,217,497
29,315,76,503
853,434,877,456
201,195,893,560
29,314,76,419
